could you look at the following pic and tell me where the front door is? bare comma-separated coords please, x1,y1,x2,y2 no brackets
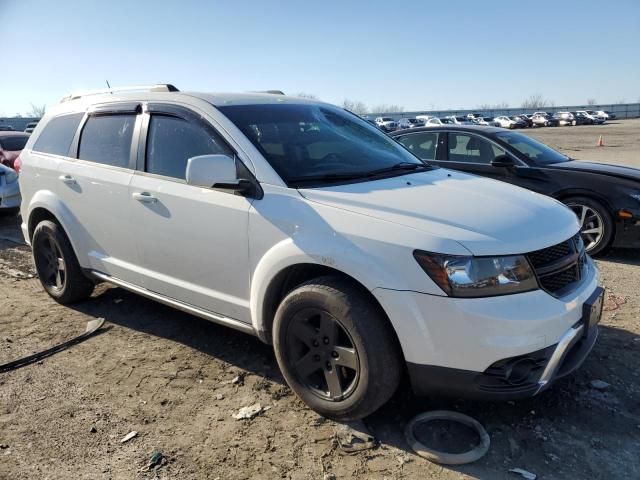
129,105,253,322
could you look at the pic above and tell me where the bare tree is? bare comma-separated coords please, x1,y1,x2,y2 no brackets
342,99,369,115
370,104,405,114
587,98,597,105
28,103,46,118
294,92,318,99
521,94,548,109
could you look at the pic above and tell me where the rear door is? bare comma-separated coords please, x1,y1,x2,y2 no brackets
128,103,253,322
57,103,141,283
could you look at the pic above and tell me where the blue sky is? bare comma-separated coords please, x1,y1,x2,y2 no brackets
1,0,639,115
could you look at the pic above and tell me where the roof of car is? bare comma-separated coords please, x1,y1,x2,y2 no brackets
390,125,505,135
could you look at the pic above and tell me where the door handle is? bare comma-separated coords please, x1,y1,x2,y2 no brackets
58,174,77,185
132,191,157,203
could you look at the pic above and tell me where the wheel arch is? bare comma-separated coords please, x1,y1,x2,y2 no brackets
26,191,85,265
552,188,616,216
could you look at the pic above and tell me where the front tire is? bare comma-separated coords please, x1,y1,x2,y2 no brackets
273,275,402,421
32,220,94,303
564,197,613,256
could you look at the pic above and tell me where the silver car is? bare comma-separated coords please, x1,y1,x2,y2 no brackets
0,163,21,215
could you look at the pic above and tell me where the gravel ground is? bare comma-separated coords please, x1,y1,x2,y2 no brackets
1,122,639,479
521,118,640,167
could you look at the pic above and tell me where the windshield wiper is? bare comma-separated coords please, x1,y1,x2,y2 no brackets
288,172,371,185
365,161,433,177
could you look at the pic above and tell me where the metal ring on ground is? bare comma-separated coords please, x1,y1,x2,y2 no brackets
404,410,490,465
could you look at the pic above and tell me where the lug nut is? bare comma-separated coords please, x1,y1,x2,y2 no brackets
331,351,338,358
312,340,319,347
314,354,321,361
323,337,330,345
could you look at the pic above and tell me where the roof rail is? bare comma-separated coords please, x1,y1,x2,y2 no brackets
252,90,285,95
60,84,179,103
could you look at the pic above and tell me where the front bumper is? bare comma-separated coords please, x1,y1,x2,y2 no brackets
406,317,599,400
372,257,600,399
613,212,640,249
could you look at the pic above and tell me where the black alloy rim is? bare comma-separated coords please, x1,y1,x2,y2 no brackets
285,308,360,401
35,234,66,291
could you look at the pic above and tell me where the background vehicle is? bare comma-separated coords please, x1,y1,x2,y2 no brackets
443,115,473,125
392,125,640,254
0,132,30,170
513,114,533,128
24,121,38,133
531,113,559,127
554,112,576,126
571,111,593,125
577,111,604,124
397,118,424,129
493,116,518,129
374,117,399,132
470,117,490,126
594,110,615,120
0,125,15,131
422,117,444,127
0,162,20,215
19,87,600,420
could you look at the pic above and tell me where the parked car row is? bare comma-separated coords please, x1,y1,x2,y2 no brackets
0,121,40,133
373,110,616,131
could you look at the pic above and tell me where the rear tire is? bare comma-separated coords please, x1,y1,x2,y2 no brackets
273,275,402,421
32,220,94,303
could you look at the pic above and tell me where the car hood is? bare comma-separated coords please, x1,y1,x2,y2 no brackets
548,160,640,182
298,168,579,256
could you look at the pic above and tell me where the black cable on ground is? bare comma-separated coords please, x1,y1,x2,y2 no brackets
0,318,107,374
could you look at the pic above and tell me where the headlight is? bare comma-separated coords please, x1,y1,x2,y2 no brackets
4,170,18,184
413,251,538,298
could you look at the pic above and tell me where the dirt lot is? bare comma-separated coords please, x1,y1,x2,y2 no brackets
1,121,639,479
521,118,640,167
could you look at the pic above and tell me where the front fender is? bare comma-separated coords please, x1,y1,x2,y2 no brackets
249,233,403,341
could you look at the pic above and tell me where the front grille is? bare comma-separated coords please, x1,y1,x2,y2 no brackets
527,233,586,297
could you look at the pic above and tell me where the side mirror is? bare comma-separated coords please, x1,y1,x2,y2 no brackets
491,154,515,168
186,154,254,195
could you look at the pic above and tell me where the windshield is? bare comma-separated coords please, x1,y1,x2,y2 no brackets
495,131,569,164
218,103,424,186
0,136,29,151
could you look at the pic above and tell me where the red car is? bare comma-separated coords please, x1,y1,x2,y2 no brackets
0,132,30,170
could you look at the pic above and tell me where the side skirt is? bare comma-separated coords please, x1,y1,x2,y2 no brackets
88,270,256,336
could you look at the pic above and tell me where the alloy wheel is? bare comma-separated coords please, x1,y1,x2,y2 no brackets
35,234,66,292
567,203,605,252
285,308,359,401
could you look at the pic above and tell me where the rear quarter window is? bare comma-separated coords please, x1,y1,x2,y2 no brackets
32,113,84,156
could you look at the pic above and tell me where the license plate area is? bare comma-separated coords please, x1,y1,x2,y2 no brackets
582,286,604,337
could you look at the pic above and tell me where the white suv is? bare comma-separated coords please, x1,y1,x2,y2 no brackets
18,85,603,420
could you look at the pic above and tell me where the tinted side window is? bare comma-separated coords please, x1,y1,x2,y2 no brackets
32,113,83,156
398,132,438,160
78,115,135,168
146,115,232,179
447,133,499,164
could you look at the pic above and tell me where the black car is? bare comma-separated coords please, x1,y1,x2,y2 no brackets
509,116,528,128
391,126,640,254
513,114,533,128
571,111,594,125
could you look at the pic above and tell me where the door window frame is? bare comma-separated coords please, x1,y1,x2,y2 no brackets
69,102,142,171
